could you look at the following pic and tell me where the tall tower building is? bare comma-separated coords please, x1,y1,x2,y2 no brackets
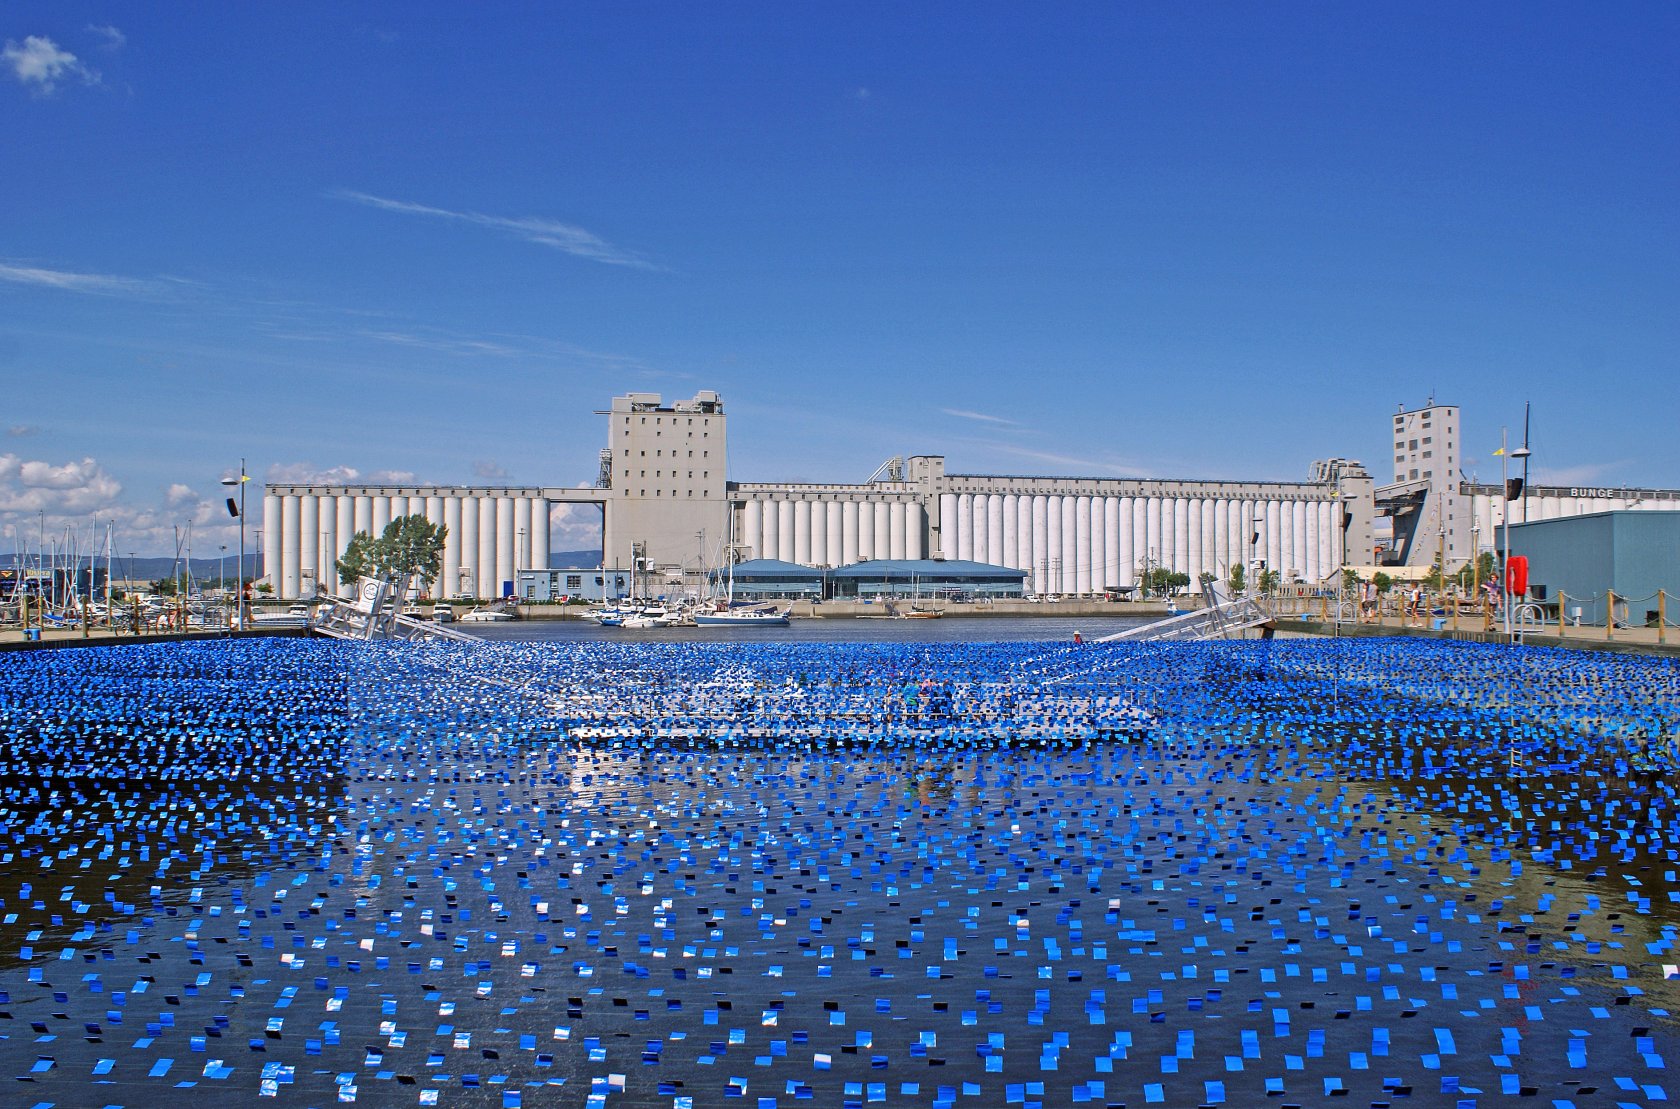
1381,400,1468,567
601,390,729,582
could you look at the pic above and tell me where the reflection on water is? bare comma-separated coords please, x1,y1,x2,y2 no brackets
0,635,1676,1107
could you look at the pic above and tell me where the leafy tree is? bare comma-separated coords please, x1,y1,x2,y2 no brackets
1424,561,1445,593
1372,571,1393,594
335,514,449,591
336,530,378,588
1342,567,1360,595
1455,552,1497,590
1257,568,1281,594
1137,564,1187,597
1227,563,1246,595
151,577,178,597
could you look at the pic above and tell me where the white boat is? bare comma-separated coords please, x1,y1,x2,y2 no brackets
432,604,455,623
251,603,312,629
693,605,789,626
695,528,792,627
459,606,516,623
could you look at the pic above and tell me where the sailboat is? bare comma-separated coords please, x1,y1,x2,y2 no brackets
692,531,790,627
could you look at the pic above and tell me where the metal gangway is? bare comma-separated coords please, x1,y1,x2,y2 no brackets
309,575,482,646
1097,589,1276,643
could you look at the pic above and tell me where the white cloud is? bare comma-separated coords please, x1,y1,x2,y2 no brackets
359,328,521,358
941,408,1017,427
6,424,40,438
3,35,97,93
333,189,664,270
549,502,602,552
983,442,1155,479
265,462,420,485
0,453,247,557
0,260,160,296
471,460,512,481
0,452,122,513
88,24,126,50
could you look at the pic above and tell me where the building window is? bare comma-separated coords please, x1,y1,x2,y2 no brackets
566,574,582,588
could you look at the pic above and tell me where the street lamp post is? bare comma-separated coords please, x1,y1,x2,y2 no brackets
221,459,248,632
1499,430,1533,640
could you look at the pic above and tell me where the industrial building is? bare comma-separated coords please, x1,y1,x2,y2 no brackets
261,388,1680,601
1509,510,1680,626
265,389,1376,600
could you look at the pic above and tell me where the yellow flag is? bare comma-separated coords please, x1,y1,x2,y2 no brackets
1492,447,1505,456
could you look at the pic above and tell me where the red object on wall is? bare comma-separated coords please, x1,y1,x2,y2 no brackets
1506,555,1529,597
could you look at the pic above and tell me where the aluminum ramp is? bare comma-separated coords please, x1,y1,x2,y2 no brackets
1097,593,1275,643
308,575,483,645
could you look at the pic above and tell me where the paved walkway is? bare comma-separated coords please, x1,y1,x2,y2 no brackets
1276,609,1680,655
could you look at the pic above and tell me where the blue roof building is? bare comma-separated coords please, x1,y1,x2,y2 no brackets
827,559,1026,600
709,558,825,600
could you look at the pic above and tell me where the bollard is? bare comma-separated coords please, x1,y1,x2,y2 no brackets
1607,590,1616,641
1557,591,1566,637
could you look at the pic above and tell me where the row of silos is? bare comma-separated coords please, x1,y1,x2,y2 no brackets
263,491,550,600
743,499,926,567
934,491,1341,595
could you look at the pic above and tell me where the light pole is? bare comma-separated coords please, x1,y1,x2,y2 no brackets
1251,515,1265,599
221,460,248,631
1498,430,1533,640
219,545,227,599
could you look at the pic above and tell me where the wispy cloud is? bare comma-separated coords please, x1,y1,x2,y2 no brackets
332,189,664,270
357,328,521,358
983,442,1156,479
88,24,126,51
3,35,98,93
941,408,1017,427
471,460,512,481
1532,460,1633,486
265,462,420,485
6,425,40,438
0,260,164,297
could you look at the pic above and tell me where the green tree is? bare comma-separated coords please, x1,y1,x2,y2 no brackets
1138,564,1187,597
1372,571,1393,594
1455,552,1497,590
1257,568,1281,594
335,514,449,591
1227,562,1246,595
336,530,378,587
1342,567,1360,595
150,577,178,597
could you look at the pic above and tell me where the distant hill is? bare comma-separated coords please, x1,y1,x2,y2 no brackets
549,549,604,568
44,555,266,584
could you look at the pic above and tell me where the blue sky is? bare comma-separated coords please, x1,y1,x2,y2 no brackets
3,3,1676,555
